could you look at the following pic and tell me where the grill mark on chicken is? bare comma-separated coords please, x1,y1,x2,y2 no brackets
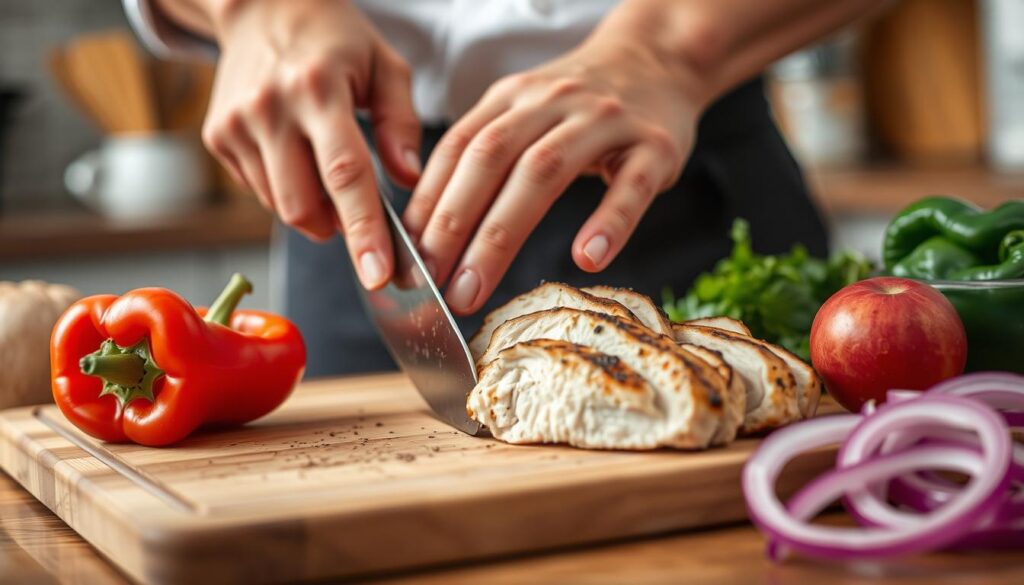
672,323,800,435
582,285,674,336
475,308,726,448
469,282,641,360
600,313,724,411
470,339,665,448
531,340,646,391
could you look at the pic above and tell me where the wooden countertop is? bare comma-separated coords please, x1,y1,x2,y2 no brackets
1,470,1021,584
0,197,273,263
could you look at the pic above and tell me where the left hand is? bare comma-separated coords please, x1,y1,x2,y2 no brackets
402,31,703,315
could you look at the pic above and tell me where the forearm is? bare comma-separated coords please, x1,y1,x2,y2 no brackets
152,0,233,38
595,0,888,109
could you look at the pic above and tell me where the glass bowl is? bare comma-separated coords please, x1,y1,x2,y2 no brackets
926,279,1024,373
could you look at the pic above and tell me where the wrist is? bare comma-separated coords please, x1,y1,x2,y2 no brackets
592,0,724,111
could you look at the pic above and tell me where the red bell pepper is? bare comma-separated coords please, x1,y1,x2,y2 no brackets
50,274,306,446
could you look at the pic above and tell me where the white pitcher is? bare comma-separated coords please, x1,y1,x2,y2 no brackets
64,134,211,221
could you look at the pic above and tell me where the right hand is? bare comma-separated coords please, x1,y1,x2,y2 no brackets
203,0,421,289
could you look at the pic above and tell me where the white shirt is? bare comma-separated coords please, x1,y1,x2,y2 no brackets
124,0,619,124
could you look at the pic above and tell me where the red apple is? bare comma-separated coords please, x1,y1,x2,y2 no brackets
810,276,967,412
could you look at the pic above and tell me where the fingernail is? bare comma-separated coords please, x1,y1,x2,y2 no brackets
359,251,386,289
447,268,480,311
583,234,610,267
403,148,422,175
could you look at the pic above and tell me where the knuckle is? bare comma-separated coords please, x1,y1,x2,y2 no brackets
242,87,278,127
406,193,438,218
467,126,513,168
283,59,333,101
202,114,241,152
626,170,657,200
542,77,585,102
494,73,531,95
522,143,566,183
430,209,468,239
388,56,413,80
221,110,246,136
342,210,380,240
645,127,680,160
201,124,224,154
438,128,474,158
279,202,318,229
593,97,625,119
322,152,367,193
606,202,638,233
479,222,515,253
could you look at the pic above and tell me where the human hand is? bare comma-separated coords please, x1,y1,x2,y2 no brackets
403,30,704,314
202,0,421,288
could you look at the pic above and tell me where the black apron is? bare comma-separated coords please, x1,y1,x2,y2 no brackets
283,78,829,377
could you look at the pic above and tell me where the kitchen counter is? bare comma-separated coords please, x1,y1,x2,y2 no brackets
1,470,1021,584
2,163,1021,264
808,164,1024,217
0,196,272,262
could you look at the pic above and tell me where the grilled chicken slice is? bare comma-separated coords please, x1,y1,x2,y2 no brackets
672,324,800,434
468,282,640,361
582,285,673,336
478,308,724,449
683,316,752,336
728,337,821,418
683,318,820,418
468,340,669,449
679,344,745,445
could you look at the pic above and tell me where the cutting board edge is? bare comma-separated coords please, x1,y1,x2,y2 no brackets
0,405,164,583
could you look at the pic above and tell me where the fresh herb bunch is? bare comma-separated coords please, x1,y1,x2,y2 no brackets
662,219,873,361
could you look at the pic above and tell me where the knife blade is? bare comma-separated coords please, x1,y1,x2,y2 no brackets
352,153,483,436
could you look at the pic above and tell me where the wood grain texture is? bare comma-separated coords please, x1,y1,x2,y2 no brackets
863,0,983,161
0,373,837,584
63,31,159,135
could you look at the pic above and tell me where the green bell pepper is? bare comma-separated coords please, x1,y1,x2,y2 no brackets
884,196,1024,281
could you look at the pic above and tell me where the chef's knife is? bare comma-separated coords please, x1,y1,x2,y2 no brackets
352,152,483,436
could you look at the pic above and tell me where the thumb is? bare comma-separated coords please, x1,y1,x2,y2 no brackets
370,52,422,189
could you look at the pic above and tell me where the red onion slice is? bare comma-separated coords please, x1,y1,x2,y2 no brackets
837,396,1011,533
744,397,1012,560
786,444,984,522
928,372,1024,424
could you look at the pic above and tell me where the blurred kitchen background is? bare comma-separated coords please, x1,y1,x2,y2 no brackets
0,0,1022,311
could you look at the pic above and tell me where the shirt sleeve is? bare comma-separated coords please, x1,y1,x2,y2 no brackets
122,0,218,60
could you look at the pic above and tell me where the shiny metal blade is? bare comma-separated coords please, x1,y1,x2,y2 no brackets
352,154,482,436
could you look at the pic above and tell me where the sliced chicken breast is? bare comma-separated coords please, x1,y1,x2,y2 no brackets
683,316,752,336
582,285,673,336
478,308,724,449
468,340,671,449
679,344,745,445
468,282,640,361
725,336,822,418
672,324,800,434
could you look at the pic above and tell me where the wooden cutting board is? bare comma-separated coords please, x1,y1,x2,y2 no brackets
0,373,836,584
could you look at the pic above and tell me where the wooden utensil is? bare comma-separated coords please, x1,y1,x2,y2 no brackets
151,60,214,131
863,0,984,162
63,31,159,134
47,47,115,131
0,372,839,584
